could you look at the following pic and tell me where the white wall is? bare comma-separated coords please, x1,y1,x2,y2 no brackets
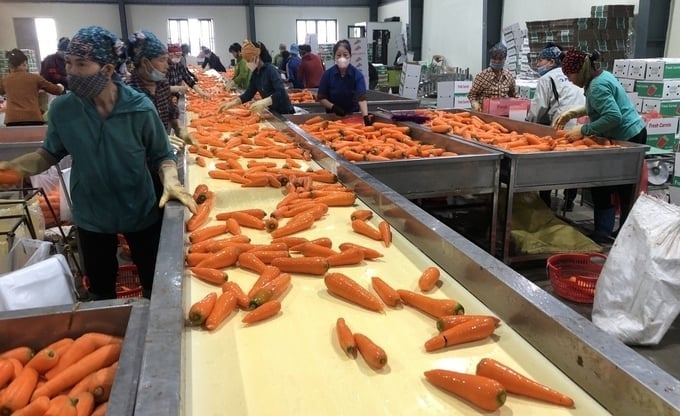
422,0,484,73
0,2,120,51
378,0,409,24
502,0,638,31
667,0,680,56
254,6,369,57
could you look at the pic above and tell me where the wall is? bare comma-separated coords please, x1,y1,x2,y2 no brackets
378,0,409,24
0,2,120,51
667,0,680,56
502,0,638,31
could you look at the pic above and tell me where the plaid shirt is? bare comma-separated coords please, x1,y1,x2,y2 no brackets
126,71,174,130
467,68,516,104
166,62,197,88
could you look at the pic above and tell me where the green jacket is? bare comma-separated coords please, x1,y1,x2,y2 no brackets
42,82,174,233
582,70,645,140
232,56,251,89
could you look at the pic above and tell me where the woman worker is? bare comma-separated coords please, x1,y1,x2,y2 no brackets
219,41,294,115
526,43,585,211
0,49,64,126
225,42,251,90
317,39,371,126
0,26,196,299
553,49,646,244
467,42,516,112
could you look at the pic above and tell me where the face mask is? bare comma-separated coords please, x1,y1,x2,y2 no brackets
336,57,349,69
489,62,504,71
247,60,258,71
67,71,109,99
170,57,181,64
146,63,166,82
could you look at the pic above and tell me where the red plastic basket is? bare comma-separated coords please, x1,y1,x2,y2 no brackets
117,234,131,256
82,264,142,299
546,253,606,303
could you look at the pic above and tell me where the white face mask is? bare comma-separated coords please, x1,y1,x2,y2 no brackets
170,57,181,64
336,57,349,69
246,60,258,71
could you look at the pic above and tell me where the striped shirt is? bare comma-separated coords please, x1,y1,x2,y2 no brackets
467,68,516,104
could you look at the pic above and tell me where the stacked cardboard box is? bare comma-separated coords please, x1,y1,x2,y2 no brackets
399,62,422,99
516,79,538,99
503,23,532,77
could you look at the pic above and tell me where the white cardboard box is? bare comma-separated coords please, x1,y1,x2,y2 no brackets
646,117,679,135
618,77,636,93
642,98,661,113
454,80,472,95
613,59,630,78
437,81,454,109
627,59,647,79
644,59,680,81
454,94,471,109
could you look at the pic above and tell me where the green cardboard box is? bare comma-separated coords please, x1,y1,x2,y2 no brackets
645,59,680,81
635,80,680,99
659,100,680,117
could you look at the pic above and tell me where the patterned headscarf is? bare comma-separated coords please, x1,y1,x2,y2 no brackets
128,30,168,65
539,45,562,63
67,26,124,66
562,48,587,75
241,40,261,62
489,42,507,60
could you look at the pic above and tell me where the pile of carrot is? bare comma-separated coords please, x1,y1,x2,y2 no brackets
415,109,621,153
0,332,122,415
287,89,315,103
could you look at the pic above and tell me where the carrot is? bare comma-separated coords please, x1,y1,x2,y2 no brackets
189,223,228,244
73,391,95,416
424,369,506,412
430,124,452,134
45,394,76,416
32,343,121,400
0,367,39,413
351,219,382,241
476,358,574,407
195,245,241,269
424,318,497,352
91,402,107,416
186,252,212,267
225,217,241,235
10,396,50,416
377,220,392,247
270,236,309,248
338,242,383,259
188,292,218,326
418,266,441,292
354,333,387,370
248,273,291,309
185,193,214,231
437,315,501,331
370,277,401,307
45,338,74,355
228,211,266,230
237,252,267,274
204,290,238,331
242,300,282,324
0,360,13,389
78,333,122,348
313,191,356,206
83,363,117,404
222,281,250,310
246,265,282,298
324,273,383,312
264,217,278,232
335,317,356,357
271,256,329,275
327,247,364,267
269,214,315,238
189,267,229,286
350,209,373,221
0,169,22,185
5,358,22,379
215,209,267,220
249,250,290,264
292,242,337,257
25,347,59,373
397,289,464,318
195,156,207,167
45,337,97,380
0,346,34,365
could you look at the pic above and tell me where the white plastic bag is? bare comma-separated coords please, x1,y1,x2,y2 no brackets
592,194,680,345
8,238,53,272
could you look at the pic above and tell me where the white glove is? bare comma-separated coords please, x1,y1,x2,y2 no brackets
552,106,587,130
170,85,188,94
224,80,236,91
194,85,209,99
565,124,584,141
250,96,273,114
1,152,51,177
470,101,482,112
168,135,185,151
219,98,241,112
158,162,197,214
177,128,197,145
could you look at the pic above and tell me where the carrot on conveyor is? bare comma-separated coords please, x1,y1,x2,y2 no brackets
436,315,500,332
397,289,464,318
324,273,383,312
335,318,356,357
271,256,329,276
242,300,282,324
371,277,401,307
188,292,218,326
204,291,238,331
424,318,497,352
338,242,383,260
351,220,382,241
424,369,506,412
354,333,387,370
418,266,441,292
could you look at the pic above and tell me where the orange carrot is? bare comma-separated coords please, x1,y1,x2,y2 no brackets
351,219,382,241
313,192,356,206
91,403,107,416
338,242,383,260
269,214,315,238
327,247,364,267
84,363,117,404
271,256,329,275
238,252,267,274
32,343,121,400
45,338,74,356
185,192,214,231
188,292,218,326
335,318,356,357
242,300,282,324
246,265,282,298
0,346,34,365
45,337,97,380
292,242,338,257
45,394,76,416
195,156,207,167
270,236,308,247
189,267,229,286
249,250,290,264
204,290,238,331
78,333,122,348
397,289,464,318
192,184,210,204
350,209,373,221
370,277,401,307
418,266,441,292
0,169,22,185
215,209,267,220
222,281,250,310
73,391,95,416
476,358,574,407
424,369,506,412
424,318,497,352
0,367,39,413
437,315,500,331
5,358,23,380
248,273,291,309
228,211,266,230
195,246,241,269
354,333,387,370
0,359,13,389
264,217,279,232
10,396,50,416
25,347,59,374
324,273,383,312
378,221,392,247
225,217,241,235
185,252,212,267
189,224,228,244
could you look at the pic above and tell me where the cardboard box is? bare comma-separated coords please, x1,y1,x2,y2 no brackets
647,134,679,150
437,81,454,109
659,100,680,117
627,60,647,79
635,80,680,99
613,59,630,77
591,5,635,18
642,99,661,113
454,94,471,109
631,95,644,112
482,97,531,116
645,59,680,81
646,117,679,135
454,80,472,95
618,77,636,93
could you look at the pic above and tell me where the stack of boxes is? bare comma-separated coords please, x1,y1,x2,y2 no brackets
503,24,532,77
399,62,422,99
436,80,471,109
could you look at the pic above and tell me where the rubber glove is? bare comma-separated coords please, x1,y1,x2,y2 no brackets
552,106,587,130
193,85,209,99
565,124,584,141
177,127,197,145
158,162,197,214
331,104,346,116
223,80,236,91
470,101,482,112
219,97,241,112
168,135,185,151
0,151,51,177
250,96,273,114
170,85,188,94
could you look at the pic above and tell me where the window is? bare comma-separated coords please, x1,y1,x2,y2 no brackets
34,18,57,61
167,18,214,56
296,19,337,45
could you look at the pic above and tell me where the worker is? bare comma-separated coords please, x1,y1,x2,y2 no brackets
0,49,64,126
226,42,251,90
286,43,302,89
526,43,585,211
317,39,371,126
200,46,226,73
467,42,516,112
40,37,70,89
167,43,208,99
273,43,287,68
0,26,196,299
553,49,646,244
219,41,294,115
297,44,324,88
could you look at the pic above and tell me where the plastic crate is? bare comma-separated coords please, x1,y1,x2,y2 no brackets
546,253,606,303
82,264,142,299
117,234,131,256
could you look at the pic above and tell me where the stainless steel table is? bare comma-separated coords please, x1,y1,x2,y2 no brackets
292,89,420,113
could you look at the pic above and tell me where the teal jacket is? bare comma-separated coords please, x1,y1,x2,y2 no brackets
42,82,174,234
232,56,251,89
582,70,644,140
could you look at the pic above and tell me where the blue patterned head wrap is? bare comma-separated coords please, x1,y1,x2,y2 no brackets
128,30,168,65
67,26,123,66
539,45,563,63
489,42,507,59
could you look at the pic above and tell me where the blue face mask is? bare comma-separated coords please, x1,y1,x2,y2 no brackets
537,65,550,76
147,66,165,82
489,62,504,71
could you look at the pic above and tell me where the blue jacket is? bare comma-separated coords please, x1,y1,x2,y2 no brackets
582,70,645,140
240,63,294,114
317,64,367,114
286,55,302,89
42,82,174,233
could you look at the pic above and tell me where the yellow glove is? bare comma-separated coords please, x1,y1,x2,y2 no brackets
250,96,273,114
565,124,584,141
552,106,587,130
168,135,185,151
177,128,197,145
224,80,236,91
219,98,241,112
470,100,481,112
0,152,51,177
158,162,197,214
